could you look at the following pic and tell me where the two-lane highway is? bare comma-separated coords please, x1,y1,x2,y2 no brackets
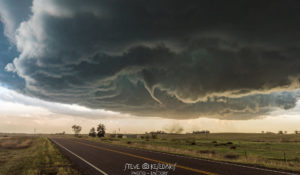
50,138,299,175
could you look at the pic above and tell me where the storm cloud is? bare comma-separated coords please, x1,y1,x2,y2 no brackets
1,0,300,119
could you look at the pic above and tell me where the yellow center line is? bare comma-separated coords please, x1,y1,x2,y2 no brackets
71,140,218,175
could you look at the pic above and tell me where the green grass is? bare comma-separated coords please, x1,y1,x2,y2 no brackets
0,136,81,175
83,133,300,172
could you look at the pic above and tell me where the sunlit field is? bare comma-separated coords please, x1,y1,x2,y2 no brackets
83,133,300,172
0,135,81,175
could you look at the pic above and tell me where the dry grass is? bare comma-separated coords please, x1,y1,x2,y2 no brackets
0,136,81,175
0,138,32,149
84,133,300,172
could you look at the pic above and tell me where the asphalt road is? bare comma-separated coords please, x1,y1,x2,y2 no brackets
50,137,299,175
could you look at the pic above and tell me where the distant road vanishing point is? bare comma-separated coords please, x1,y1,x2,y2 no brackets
50,138,299,175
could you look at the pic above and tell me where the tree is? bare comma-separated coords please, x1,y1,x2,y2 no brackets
97,123,106,137
89,127,96,137
72,125,82,136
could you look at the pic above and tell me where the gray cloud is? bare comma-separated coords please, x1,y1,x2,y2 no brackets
2,0,300,119
0,0,32,42
0,86,124,119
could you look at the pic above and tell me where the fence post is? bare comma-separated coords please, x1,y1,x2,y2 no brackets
283,152,287,163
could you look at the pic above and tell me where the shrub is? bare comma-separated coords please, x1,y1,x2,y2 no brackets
224,154,239,159
151,134,157,139
230,146,236,150
197,150,216,155
88,132,96,137
185,139,196,145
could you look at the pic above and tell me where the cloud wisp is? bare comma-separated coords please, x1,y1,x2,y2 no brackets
1,0,300,119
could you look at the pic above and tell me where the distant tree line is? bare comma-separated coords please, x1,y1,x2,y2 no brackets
71,123,106,137
193,130,210,134
149,131,166,134
278,131,287,134
261,130,300,134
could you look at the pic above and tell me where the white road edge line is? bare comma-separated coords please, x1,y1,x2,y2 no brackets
51,139,109,175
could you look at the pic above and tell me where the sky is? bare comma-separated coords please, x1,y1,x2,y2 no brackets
0,0,300,134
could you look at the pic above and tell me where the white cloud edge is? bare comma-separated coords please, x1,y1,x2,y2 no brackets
0,85,130,119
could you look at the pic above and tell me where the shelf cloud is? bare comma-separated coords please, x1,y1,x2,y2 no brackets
1,0,300,119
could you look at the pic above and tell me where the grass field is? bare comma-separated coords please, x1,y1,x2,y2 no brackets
0,136,81,175
84,133,300,172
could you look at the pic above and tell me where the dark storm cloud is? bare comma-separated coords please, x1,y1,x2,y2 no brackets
2,0,300,119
